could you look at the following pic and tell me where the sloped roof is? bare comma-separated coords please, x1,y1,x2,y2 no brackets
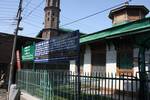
109,5,149,19
36,28,86,38
80,17,150,44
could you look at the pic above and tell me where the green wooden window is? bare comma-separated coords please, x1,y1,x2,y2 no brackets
117,43,133,69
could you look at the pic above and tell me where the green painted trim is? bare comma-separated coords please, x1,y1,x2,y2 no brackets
36,28,86,37
80,17,150,44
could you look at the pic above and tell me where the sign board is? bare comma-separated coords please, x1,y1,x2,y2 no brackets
22,44,35,61
34,31,79,63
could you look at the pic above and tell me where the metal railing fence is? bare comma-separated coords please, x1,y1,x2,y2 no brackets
16,70,150,100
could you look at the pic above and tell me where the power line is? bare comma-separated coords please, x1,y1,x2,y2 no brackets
61,15,101,29
0,8,18,12
23,16,43,22
0,0,44,26
4,14,18,30
0,18,17,20
23,0,44,19
60,0,132,27
22,0,44,13
0,11,18,14
22,2,44,13
0,7,18,9
0,17,15,19
22,20,43,28
23,11,44,19
22,0,33,11
0,22,14,25
0,0,23,34
0,1,18,4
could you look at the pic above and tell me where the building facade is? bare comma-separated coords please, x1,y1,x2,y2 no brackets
70,5,150,76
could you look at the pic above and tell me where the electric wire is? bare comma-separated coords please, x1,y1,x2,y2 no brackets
0,0,134,37
61,15,100,30
22,0,33,11
22,20,43,28
0,0,20,33
60,0,132,27
23,0,44,19
0,18,17,20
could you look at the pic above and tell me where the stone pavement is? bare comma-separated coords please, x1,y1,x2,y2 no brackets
0,88,7,100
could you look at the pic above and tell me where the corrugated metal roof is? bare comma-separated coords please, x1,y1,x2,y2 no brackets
80,17,150,44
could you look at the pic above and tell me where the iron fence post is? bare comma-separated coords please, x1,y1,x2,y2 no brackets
76,30,81,100
43,71,47,100
139,47,148,100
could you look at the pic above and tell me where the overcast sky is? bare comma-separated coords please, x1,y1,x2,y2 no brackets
0,0,150,37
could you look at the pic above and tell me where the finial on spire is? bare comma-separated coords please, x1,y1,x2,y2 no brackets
124,1,129,6
125,0,132,5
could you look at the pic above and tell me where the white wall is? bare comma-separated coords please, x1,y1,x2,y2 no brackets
133,48,139,76
69,60,77,73
83,45,92,74
69,45,92,74
145,49,150,71
106,44,117,75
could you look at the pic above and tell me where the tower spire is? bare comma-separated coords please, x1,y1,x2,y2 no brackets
42,0,60,39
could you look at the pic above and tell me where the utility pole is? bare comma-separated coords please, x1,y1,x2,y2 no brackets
8,0,23,92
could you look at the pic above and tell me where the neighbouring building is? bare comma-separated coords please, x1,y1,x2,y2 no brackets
70,4,150,76
0,32,42,85
36,2,150,75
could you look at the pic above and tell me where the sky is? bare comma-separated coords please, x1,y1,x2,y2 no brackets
0,0,150,37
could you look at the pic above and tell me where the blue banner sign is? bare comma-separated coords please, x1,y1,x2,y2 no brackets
34,31,79,63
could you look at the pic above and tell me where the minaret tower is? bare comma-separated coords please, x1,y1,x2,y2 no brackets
42,0,60,39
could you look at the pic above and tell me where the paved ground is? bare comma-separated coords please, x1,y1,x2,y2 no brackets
20,92,40,100
0,88,7,100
